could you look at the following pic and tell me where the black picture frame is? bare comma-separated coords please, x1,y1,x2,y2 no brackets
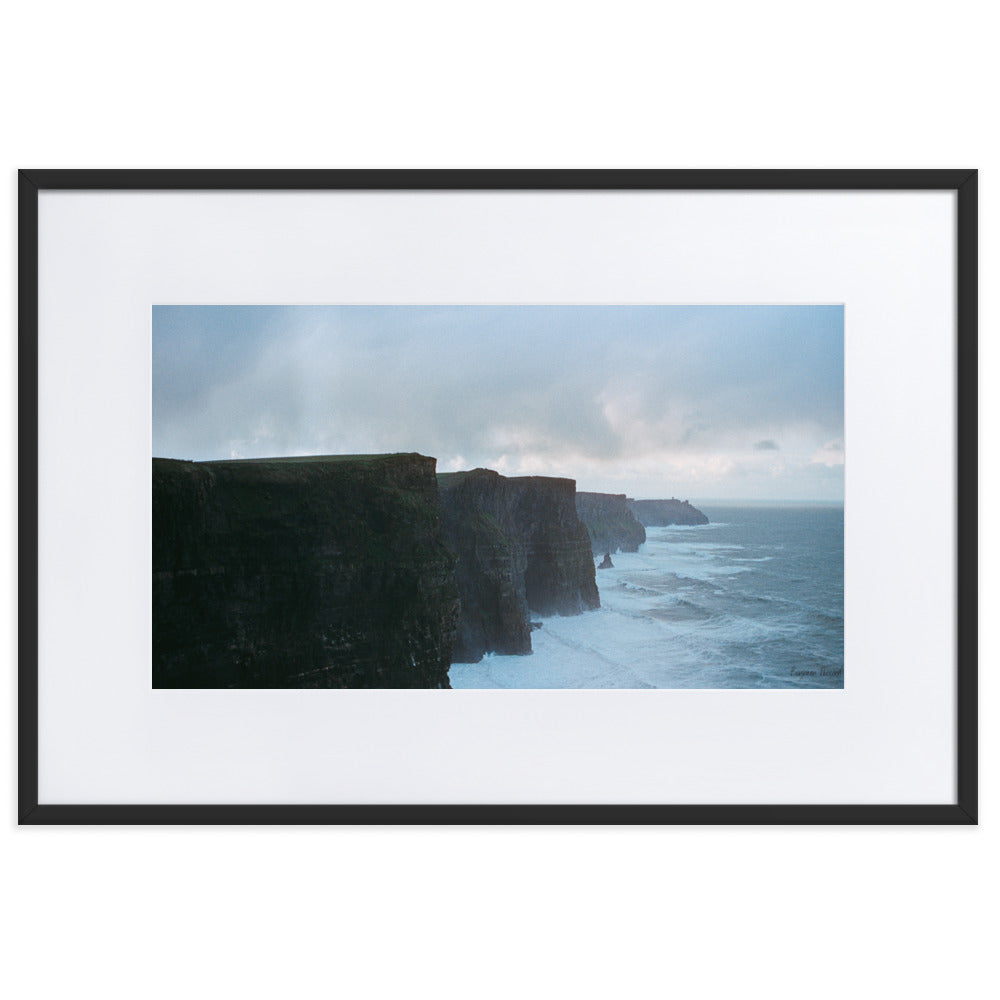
18,168,978,825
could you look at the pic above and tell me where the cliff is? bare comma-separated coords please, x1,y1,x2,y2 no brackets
153,453,460,688
627,498,709,526
575,492,646,555
438,470,600,663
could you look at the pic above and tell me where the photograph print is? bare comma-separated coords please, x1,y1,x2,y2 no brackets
153,304,844,689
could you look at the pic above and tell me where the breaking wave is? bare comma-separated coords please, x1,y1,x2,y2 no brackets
449,504,844,689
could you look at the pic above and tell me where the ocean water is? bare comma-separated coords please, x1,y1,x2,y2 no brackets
449,504,844,689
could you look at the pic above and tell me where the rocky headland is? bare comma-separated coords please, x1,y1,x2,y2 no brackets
575,491,646,555
153,453,666,685
153,453,460,688
627,497,709,526
437,470,600,663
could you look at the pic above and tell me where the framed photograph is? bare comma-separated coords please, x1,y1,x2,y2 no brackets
19,169,977,824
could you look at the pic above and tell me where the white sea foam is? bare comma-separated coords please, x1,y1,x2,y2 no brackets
449,512,843,689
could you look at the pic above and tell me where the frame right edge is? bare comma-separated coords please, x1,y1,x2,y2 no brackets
955,170,978,823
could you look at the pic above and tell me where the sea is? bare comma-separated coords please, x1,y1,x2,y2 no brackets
448,503,844,689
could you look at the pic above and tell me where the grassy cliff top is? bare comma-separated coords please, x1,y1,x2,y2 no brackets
436,469,499,488
197,452,431,466
437,469,576,490
154,454,436,485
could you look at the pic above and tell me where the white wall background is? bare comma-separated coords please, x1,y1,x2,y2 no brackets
2,3,995,999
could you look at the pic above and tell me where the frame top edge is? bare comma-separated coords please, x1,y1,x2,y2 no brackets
19,167,976,192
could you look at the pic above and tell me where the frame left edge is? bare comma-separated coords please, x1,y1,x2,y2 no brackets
18,170,40,823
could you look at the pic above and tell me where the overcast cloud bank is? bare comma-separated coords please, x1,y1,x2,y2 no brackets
153,304,844,501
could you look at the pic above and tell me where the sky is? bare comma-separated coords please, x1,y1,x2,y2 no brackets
152,304,844,501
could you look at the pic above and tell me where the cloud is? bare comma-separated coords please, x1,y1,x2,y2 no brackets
810,439,845,468
153,305,844,500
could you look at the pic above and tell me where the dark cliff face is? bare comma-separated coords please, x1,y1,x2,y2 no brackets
437,470,531,663
438,470,600,663
575,492,646,555
626,498,709,526
509,476,601,617
153,454,459,688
